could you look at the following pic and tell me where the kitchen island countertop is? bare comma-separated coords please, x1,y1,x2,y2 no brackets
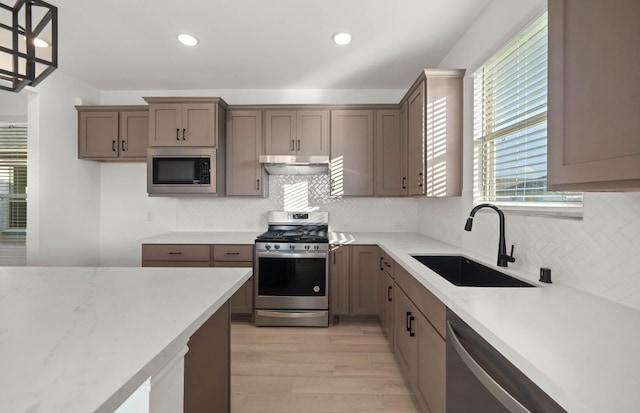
141,230,640,413
0,266,251,413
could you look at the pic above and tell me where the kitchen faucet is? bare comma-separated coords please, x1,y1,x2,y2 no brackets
464,203,515,267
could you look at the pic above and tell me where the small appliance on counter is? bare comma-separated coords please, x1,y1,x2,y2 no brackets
254,211,329,327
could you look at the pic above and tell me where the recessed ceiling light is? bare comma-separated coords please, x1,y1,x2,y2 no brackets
177,34,199,47
333,32,352,46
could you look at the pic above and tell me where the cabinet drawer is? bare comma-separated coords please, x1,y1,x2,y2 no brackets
381,251,395,278
213,261,253,268
142,244,211,262
395,265,445,338
213,245,253,262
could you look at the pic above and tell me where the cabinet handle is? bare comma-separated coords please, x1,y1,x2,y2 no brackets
406,311,412,331
296,139,301,151
226,252,240,255
419,172,424,187
168,252,182,255
256,179,260,191
333,252,336,265
291,139,295,151
121,140,126,152
387,286,392,302
182,128,186,140
111,140,116,152
409,316,415,337
385,261,392,268
176,128,180,141
380,256,384,270
402,177,407,189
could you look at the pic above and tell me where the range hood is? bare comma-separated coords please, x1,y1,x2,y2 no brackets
259,155,330,175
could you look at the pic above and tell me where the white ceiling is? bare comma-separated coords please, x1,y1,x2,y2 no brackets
53,0,492,91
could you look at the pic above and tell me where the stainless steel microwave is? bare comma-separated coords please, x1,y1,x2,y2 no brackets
147,147,218,196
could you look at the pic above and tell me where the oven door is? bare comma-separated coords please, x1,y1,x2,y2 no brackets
255,251,328,310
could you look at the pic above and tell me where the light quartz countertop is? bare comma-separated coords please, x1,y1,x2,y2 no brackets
0,266,251,413
140,230,640,413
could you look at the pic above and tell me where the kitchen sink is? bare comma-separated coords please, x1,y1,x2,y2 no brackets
412,255,535,287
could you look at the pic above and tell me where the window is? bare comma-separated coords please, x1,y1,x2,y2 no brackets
0,124,27,265
473,12,582,213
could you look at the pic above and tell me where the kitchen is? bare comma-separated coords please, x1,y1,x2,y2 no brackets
1,0,640,412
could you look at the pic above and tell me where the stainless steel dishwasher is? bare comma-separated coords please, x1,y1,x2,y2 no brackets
446,310,566,413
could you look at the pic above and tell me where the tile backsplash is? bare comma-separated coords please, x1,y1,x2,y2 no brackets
176,174,418,232
418,192,640,310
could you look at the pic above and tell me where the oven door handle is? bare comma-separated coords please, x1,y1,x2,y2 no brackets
256,251,328,259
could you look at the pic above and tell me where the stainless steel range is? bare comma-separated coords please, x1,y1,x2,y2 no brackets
254,211,329,327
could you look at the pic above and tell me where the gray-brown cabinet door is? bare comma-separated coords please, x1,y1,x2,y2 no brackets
375,109,404,196
384,272,395,345
148,103,182,146
265,111,297,155
330,245,350,316
78,111,119,158
548,0,640,191
407,82,426,196
297,110,329,156
425,74,463,197
394,286,418,385
416,312,446,413
330,110,374,196
350,245,379,315
119,111,148,159
182,103,216,146
227,111,266,196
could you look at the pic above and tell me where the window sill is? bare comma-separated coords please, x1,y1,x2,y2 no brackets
477,202,583,220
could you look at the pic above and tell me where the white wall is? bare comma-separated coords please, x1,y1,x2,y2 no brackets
26,70,102,265
419,0,640,310
98,88,417,266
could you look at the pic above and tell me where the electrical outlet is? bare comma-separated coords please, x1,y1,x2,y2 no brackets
146,212,153,222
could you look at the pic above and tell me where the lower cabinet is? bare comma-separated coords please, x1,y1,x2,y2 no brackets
329,244,379,317
183,301,230,413
393,265,446,413
142,243,254,315
378,249,395,345
212,244,254,315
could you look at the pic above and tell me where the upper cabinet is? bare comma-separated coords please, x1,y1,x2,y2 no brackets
145,97,227,147
77,106,148,160
548,0,640,191
330,110,375,196
264,110,329,156
226,110,268,197
399,69,465,197
375,109,406,196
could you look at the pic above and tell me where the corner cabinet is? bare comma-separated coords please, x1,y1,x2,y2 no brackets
330,110,375,196
400,69,465,197
144,97,228,147
375,109,406,196
329,244,379,319
77,106,148,160
226,110,268,197
264,110,329,156
548,0,640,191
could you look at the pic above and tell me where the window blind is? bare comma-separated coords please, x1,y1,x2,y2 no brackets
0,124,27,266
473,12,582,205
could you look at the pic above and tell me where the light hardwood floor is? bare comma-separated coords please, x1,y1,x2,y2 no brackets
231,320,422,413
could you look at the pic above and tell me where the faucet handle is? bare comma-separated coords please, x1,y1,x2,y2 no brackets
507,244,516,263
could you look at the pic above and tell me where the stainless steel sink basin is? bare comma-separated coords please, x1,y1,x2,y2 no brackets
412,255,535,287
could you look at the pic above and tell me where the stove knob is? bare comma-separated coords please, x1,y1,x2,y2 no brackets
274,244,280,250
304,245,310,250
265,244,271,250
289,244,295,250
314,244,319,250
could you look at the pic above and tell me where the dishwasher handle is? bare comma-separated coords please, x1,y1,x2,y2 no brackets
447,321,532,413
